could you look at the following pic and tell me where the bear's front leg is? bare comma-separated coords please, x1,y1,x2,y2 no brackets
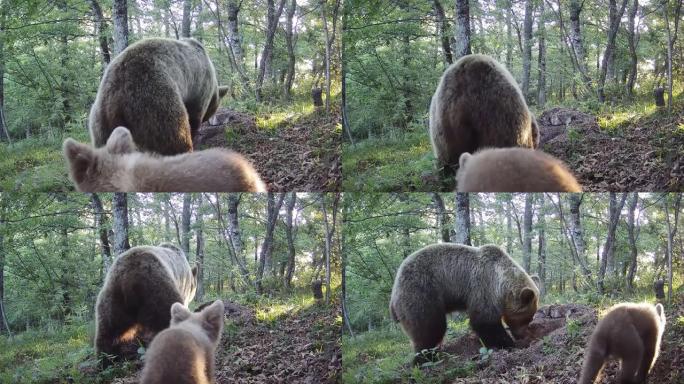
470,320,516,349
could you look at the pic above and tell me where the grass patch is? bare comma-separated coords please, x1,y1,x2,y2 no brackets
342,129,439,191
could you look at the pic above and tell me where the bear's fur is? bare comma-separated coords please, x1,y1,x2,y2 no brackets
429,54,539,168
140,300,225,384
63,126,266,192
578,302,666,384
94,243,197,367
389,243,539,364
456,148,582,192
88,37,228,155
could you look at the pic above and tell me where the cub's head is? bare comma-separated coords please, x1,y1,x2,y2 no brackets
62,127,136,191
170,300,225,348
503,279,539,340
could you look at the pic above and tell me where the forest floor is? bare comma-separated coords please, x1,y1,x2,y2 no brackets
0,292,341,384
342,291,684,384
342,96,684,192
0,102,341,192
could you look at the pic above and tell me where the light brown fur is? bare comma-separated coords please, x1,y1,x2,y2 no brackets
141,300,225,384
94,244,197,367
457,148,582,192
579,303,666,384
389,244,539,364
63,126,266,192
429,54,539,167
89,37,228,155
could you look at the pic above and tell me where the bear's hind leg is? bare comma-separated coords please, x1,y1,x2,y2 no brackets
405,310,447,365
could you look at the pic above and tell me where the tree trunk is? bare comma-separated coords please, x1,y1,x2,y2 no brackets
523,194,534,272
597,0,628,102
255,0,287,101
112,0,129,55
432,193,450,242
182,0,192,37
433,0,453,65
598,193,628,294
195,194,204,301
537,0,546,107
181,194,193,256
626,192,639,290
284,193,297,288
0,0,9,144
321,0,332,113
522,0,534,99
90,0,111,66
662,0,682,112
320,193,337,304
225,0,249,88
91,193,112,274
453,0,471,59
626,0,638,96
568,0,591,89
506,198,513,253
505,1,512,68
112,193,130,256
537,194,546,296
568,193,586,262
0,197,9,336
284,0,296,99
663,193,681,304
454,193,471,245
256,193,285,294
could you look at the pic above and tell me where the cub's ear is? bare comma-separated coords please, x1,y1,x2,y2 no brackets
655,303,666,322
218,86,229,99
191,264,199,278
106,127,136,154
170,302,192,324
459,152,472,169
63,138,95,185
201,300,225,342
519,287,536,307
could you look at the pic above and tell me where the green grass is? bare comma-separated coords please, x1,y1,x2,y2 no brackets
342,317,475,384
0,322,137,384
342,129,444,192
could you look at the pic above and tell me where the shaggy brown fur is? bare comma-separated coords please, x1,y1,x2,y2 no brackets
456,148,582,192
63,126,266,192
390,243,539,364
429,54,539,168
579,303,666,384
94,244,197,367
140,300,225,384
89,38,228,155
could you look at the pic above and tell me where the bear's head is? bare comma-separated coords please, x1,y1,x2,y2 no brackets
203,86,230,122
63,126,136,191
502,283,539,340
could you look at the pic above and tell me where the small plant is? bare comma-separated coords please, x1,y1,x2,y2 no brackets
478,346,493,362
566,318,582,340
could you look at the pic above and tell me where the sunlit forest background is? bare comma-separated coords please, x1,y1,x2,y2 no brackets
0,192,341,383
343,0,684,191
0,0,342,192
342,192,683,383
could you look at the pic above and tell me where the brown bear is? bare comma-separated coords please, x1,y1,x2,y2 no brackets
579,302,666,384
140,300,225,384
94,243,197,367
88,37,228,156
429,54,539,170
456,148,582,192
63,126,266,192
389,243,539,364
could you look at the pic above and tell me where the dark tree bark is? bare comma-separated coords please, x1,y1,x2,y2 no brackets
320,193,339,304
505,1,512,68
433,0,453,64
626,192,639,290
432,193,450,242
597,0,628,102
112,0,129,55
662,0,682,111
598,193,628,294
453,0,471,59
523,194,534,272
182,0,192,38
256,193,285,294
537,194,546,296
284,0,296,99
181,194,193,256
112,193,130,256
90,0,111,66
320,0,332,113
626,0,639,96
0,0,9,143
537,0,546,107
284,193,297,288
522,0,534,99
568,0,591,88
195,194,204,301
454,192,471,245
663,193,681,304
0,197,9,336
255,0,287,101
90,193,112,274
506,198,513,254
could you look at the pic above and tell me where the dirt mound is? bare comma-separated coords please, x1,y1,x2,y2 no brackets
537,108,600,146
195,299,255,325
195,109,257,148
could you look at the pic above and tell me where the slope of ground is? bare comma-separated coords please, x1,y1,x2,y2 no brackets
196,106,341,192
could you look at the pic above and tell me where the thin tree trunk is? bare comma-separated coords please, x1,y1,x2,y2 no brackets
626,192,639,290
0,0,9,144
112,193,130,256
284,193,297,288
453,0,471,59
433,0,453,65
195,194,204,301
568,0,591,89
505,1,512,68
626,0,639,96
523,194,534,272
181,194,193,256
90,0,111,66
597,0,628,102
522,0,534,99
537,0,546,107
255,0,287,101
256,193,285,294
598,193,628,294
90,193,112,274
182,0,192,37
112,0,129,55
284,0,296,99
0,197,9,336
432,193,450,242
321,0,332,113
662,0,682,112
454,192,471,245
663,193,681,304
537,194,546,296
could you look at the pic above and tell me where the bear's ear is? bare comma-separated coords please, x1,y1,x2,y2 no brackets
191,264,199,278
655,303,665,323
200,300,225,341
106,127,136,155
170,302,192,323
63,138,95,185
218,86,229,99
459,152,472,169
519,287,536,307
